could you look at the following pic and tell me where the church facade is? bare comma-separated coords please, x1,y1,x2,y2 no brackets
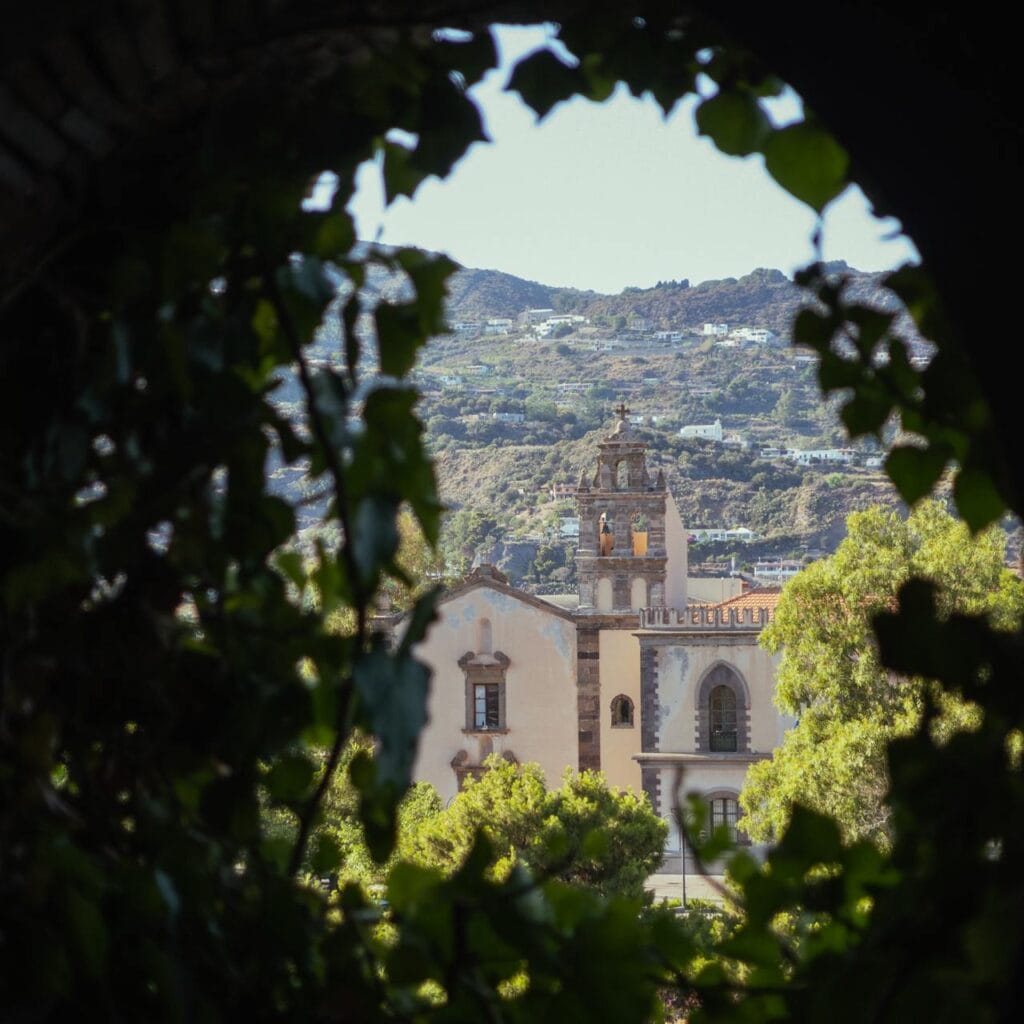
409,409,791,867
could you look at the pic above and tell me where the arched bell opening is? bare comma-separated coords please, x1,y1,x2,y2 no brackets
631,512,648,556
598,512,615,556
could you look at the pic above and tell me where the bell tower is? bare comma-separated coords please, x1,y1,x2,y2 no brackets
576,405,670,612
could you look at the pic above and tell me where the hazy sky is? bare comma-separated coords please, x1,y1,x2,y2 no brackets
345,25,919,294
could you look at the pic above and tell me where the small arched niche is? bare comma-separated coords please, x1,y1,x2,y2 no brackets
610,694,634,728
477,617,492,655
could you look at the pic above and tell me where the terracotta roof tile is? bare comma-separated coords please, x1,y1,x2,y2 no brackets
710,587,783,613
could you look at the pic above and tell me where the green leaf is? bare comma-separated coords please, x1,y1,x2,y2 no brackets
763,121,849,212
312,210,355,259
382,141,428,203
435,28,498,87
398,248,458,335
695,90,770,156
840,389,891,436
310,832,343,875
506,49,585,120
266,753,316,802
397,588,440,656
353,649,430,789
413,77,487,179
388,861,445,914
953,466,1006,531
375,302,423,378
251,297,281,352
818,351,864,391
793,307,836,350
885,445,949,504
352,495,400,588
275,549,306,589
775,805,843,866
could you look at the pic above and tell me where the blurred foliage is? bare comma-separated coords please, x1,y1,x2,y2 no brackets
1,4,1023,1023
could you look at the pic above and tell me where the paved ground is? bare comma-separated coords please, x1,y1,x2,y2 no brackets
644,873,729,905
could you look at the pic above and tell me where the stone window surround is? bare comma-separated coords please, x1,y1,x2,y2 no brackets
458,650,510,734
694,662,752,753
610,693,635,728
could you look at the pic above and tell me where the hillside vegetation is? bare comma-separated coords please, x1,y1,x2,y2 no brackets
300,256,1011,587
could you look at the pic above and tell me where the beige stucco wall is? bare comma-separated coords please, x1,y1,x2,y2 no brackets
664,493,688,609
686,577,744,603
598,628,643,793
652,636,787,755
412,585,579,804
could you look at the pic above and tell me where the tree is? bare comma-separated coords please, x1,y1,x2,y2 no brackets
407,756,668,899
742,502,1024,845
378,510,450,612
772,386,805,429
441,508,501,575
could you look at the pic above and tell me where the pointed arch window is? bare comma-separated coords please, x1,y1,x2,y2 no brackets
695,664,750,753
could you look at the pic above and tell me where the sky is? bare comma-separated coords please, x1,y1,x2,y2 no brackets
342,25,919,295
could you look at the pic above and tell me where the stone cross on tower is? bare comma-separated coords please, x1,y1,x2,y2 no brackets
614,401,630,421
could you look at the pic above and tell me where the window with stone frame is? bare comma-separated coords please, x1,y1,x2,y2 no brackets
459,649,510,733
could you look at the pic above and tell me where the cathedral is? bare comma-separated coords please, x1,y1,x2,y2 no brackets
409,408,792,869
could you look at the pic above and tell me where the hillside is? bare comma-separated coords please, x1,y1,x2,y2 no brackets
440,260,911,337
292,253,965,586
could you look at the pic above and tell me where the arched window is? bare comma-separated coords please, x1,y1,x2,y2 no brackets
616,460,629,489
709,685,737,751
695,663,750,753
610,694,634,728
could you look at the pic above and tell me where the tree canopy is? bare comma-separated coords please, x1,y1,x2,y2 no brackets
742,501,1024,846
408,756,667,899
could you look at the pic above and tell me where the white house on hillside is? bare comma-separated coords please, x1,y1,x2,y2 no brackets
680,419,724,442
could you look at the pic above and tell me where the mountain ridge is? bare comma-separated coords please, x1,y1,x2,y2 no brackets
435,257,904,336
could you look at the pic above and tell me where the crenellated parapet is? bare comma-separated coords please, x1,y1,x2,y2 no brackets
638,605,773,630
